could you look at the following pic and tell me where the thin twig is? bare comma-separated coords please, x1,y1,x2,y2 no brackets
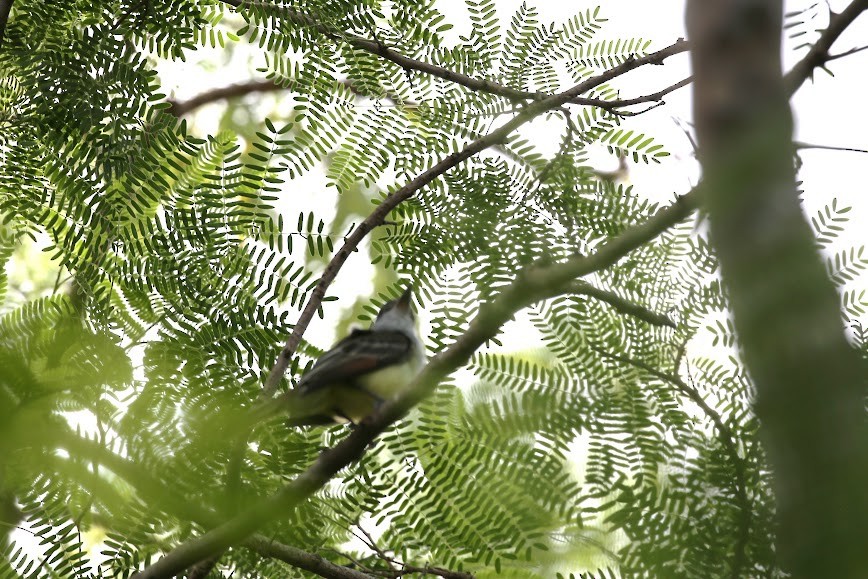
795,141,868,154
569,280,677,328
353,526,393,567
826,43,868,61
596,76,693,109
349,527,475,579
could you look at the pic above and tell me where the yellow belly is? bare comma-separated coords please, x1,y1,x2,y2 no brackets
334,360,422,423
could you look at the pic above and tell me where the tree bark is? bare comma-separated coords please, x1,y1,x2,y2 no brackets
686,1,868,576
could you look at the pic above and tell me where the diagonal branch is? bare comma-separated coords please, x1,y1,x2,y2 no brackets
258,38,689,398
222,0,689,110
58,435,377,579
784,0,868,93
569,280,676,328
168,72,691,119
826,43,868,62
133,184,702,579
167,79,281,116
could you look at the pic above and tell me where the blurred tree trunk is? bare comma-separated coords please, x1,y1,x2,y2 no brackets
686,1,868,576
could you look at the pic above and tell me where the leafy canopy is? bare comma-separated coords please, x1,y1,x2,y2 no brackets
0,1,864,578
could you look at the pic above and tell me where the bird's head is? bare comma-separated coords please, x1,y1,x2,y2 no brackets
372,288,417,334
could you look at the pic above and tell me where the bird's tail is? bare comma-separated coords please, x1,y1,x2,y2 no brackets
207,390,335,441
265,388,336,427
284,414,336,427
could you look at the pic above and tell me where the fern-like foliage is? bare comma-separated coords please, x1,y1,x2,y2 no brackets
0,1,861,578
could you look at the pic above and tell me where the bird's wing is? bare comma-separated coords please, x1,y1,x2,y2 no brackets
297,329,412,393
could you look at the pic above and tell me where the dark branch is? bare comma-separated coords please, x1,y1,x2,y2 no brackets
0,0,12,51
569,280,676,328
826,43,868,62
167,79,281,116
784,0,868,93
794,140,868,154
245,536,375,579
221,0,689,110
350,526,474,579
584,76,693,110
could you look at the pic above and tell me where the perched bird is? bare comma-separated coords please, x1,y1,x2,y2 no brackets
286,288,426,426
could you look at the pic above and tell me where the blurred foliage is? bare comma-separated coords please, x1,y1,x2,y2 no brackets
0,1,864,578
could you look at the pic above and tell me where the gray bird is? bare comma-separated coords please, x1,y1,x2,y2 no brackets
286,288,426,425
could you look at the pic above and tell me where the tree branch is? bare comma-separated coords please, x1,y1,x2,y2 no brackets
826,43,868,62
582,76,693,110
244,536,375,579
168,70,691,120
57,435,378,579
784,0,868,93
0,0,12,51
258,38,689,398
133,183,701,579
349,526,474,579
221,0,689,111
569,280,676,328
794,140,868,154
166,78,407,117
167,79,282,116
688,0,868,575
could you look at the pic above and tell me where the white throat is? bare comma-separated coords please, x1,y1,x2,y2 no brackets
372,308,418,337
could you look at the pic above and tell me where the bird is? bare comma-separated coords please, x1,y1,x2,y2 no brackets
285,288,426,426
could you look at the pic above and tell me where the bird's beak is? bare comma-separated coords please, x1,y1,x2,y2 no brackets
396,287,413,312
